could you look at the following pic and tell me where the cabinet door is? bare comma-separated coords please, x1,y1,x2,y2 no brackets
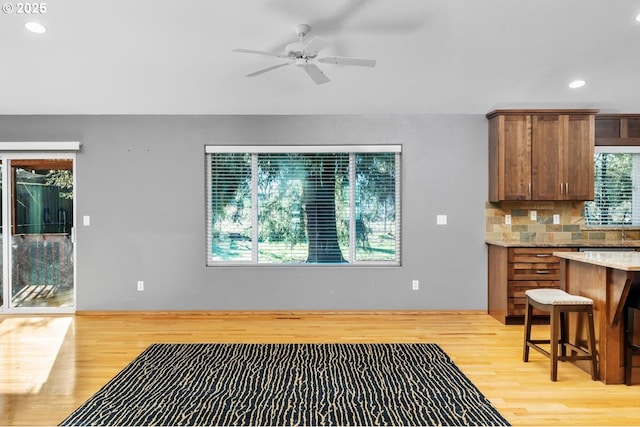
563,114,594,200
531,114,563,200
501,115,532,200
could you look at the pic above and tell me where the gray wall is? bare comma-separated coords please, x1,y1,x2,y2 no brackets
0,114,488,311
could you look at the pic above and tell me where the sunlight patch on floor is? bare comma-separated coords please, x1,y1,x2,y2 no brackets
0,316,72,394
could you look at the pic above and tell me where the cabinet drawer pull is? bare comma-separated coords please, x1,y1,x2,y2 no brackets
535,254,552,257
536,270,551,274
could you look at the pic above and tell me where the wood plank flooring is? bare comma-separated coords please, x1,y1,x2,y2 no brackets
1,311,640,426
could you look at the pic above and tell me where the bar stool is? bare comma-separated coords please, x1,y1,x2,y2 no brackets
625,286,640,386
523,288,598,381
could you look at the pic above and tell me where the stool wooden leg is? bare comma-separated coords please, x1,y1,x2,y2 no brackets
585,308,598,381
550,307,559,381
626,307,634,386
523,297,533,362
560,311,567,358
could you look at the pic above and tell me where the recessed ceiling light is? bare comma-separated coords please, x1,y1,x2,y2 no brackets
569,79,586,89
25,22,46,34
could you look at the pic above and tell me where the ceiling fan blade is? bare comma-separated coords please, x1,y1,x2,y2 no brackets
303,37,330,55
245,62,291,77
318,56,376,67
297,62,330,85
233,48,284,58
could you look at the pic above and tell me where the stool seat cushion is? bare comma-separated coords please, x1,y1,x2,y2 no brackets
526,288,593,305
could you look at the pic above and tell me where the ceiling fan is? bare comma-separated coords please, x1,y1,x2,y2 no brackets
232,24,376,85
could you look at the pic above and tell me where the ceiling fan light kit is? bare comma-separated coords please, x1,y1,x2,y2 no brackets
233,24,376,85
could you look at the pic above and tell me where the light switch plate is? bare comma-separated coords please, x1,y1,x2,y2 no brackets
530,210,537,221
553,214,560,224
436,214,447,225
505,215,511,225
83,215,90,226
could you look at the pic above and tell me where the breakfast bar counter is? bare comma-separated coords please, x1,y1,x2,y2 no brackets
553,251,640,384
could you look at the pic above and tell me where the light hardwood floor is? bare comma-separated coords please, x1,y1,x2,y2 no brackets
1,311,639,426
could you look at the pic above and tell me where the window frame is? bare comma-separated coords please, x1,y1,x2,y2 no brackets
205,145,402,267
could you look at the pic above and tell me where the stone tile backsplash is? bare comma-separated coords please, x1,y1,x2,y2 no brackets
485,201,637,242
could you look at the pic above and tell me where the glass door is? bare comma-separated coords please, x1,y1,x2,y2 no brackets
1,156,75,313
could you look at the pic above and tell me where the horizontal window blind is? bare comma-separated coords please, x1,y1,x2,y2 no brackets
206,146,401,266
585,150,640,226
207,153,253,263
353,152,399,262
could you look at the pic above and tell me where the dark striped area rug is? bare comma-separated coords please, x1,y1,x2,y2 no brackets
60,343,510,426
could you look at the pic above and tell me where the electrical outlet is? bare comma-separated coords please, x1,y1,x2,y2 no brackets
137,280,144,291
436,215,447,225
530,210,537,221
553,214,560,225
505,215,512,225
412,280,419,290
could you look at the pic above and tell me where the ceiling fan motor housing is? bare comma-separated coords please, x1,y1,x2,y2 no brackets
285,42,306,58
286,42,319,59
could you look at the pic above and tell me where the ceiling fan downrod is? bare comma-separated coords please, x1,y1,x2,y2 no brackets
294,24,311,41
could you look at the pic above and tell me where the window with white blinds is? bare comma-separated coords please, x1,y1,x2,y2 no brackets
585,147,640,226
205,145,401,266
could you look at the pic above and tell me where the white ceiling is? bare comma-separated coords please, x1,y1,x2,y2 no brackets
2,0,639,115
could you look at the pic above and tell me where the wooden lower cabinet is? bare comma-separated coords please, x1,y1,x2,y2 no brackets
488,245,577,324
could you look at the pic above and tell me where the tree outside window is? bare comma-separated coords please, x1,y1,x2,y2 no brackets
206,146,401,266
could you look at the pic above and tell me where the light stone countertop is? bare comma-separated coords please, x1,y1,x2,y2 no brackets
553,251,640,271
485,239,640,248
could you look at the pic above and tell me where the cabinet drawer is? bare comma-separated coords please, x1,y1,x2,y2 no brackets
509,263,561,280
508,247,573,263
508,280,559,298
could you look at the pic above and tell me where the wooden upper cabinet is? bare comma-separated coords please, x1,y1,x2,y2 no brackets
563,114,595,200
531,114,563,200
488,109,597,202
595,114,640,146
488,113,531,200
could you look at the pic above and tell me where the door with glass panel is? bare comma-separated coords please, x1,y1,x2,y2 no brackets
1,157,75,312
